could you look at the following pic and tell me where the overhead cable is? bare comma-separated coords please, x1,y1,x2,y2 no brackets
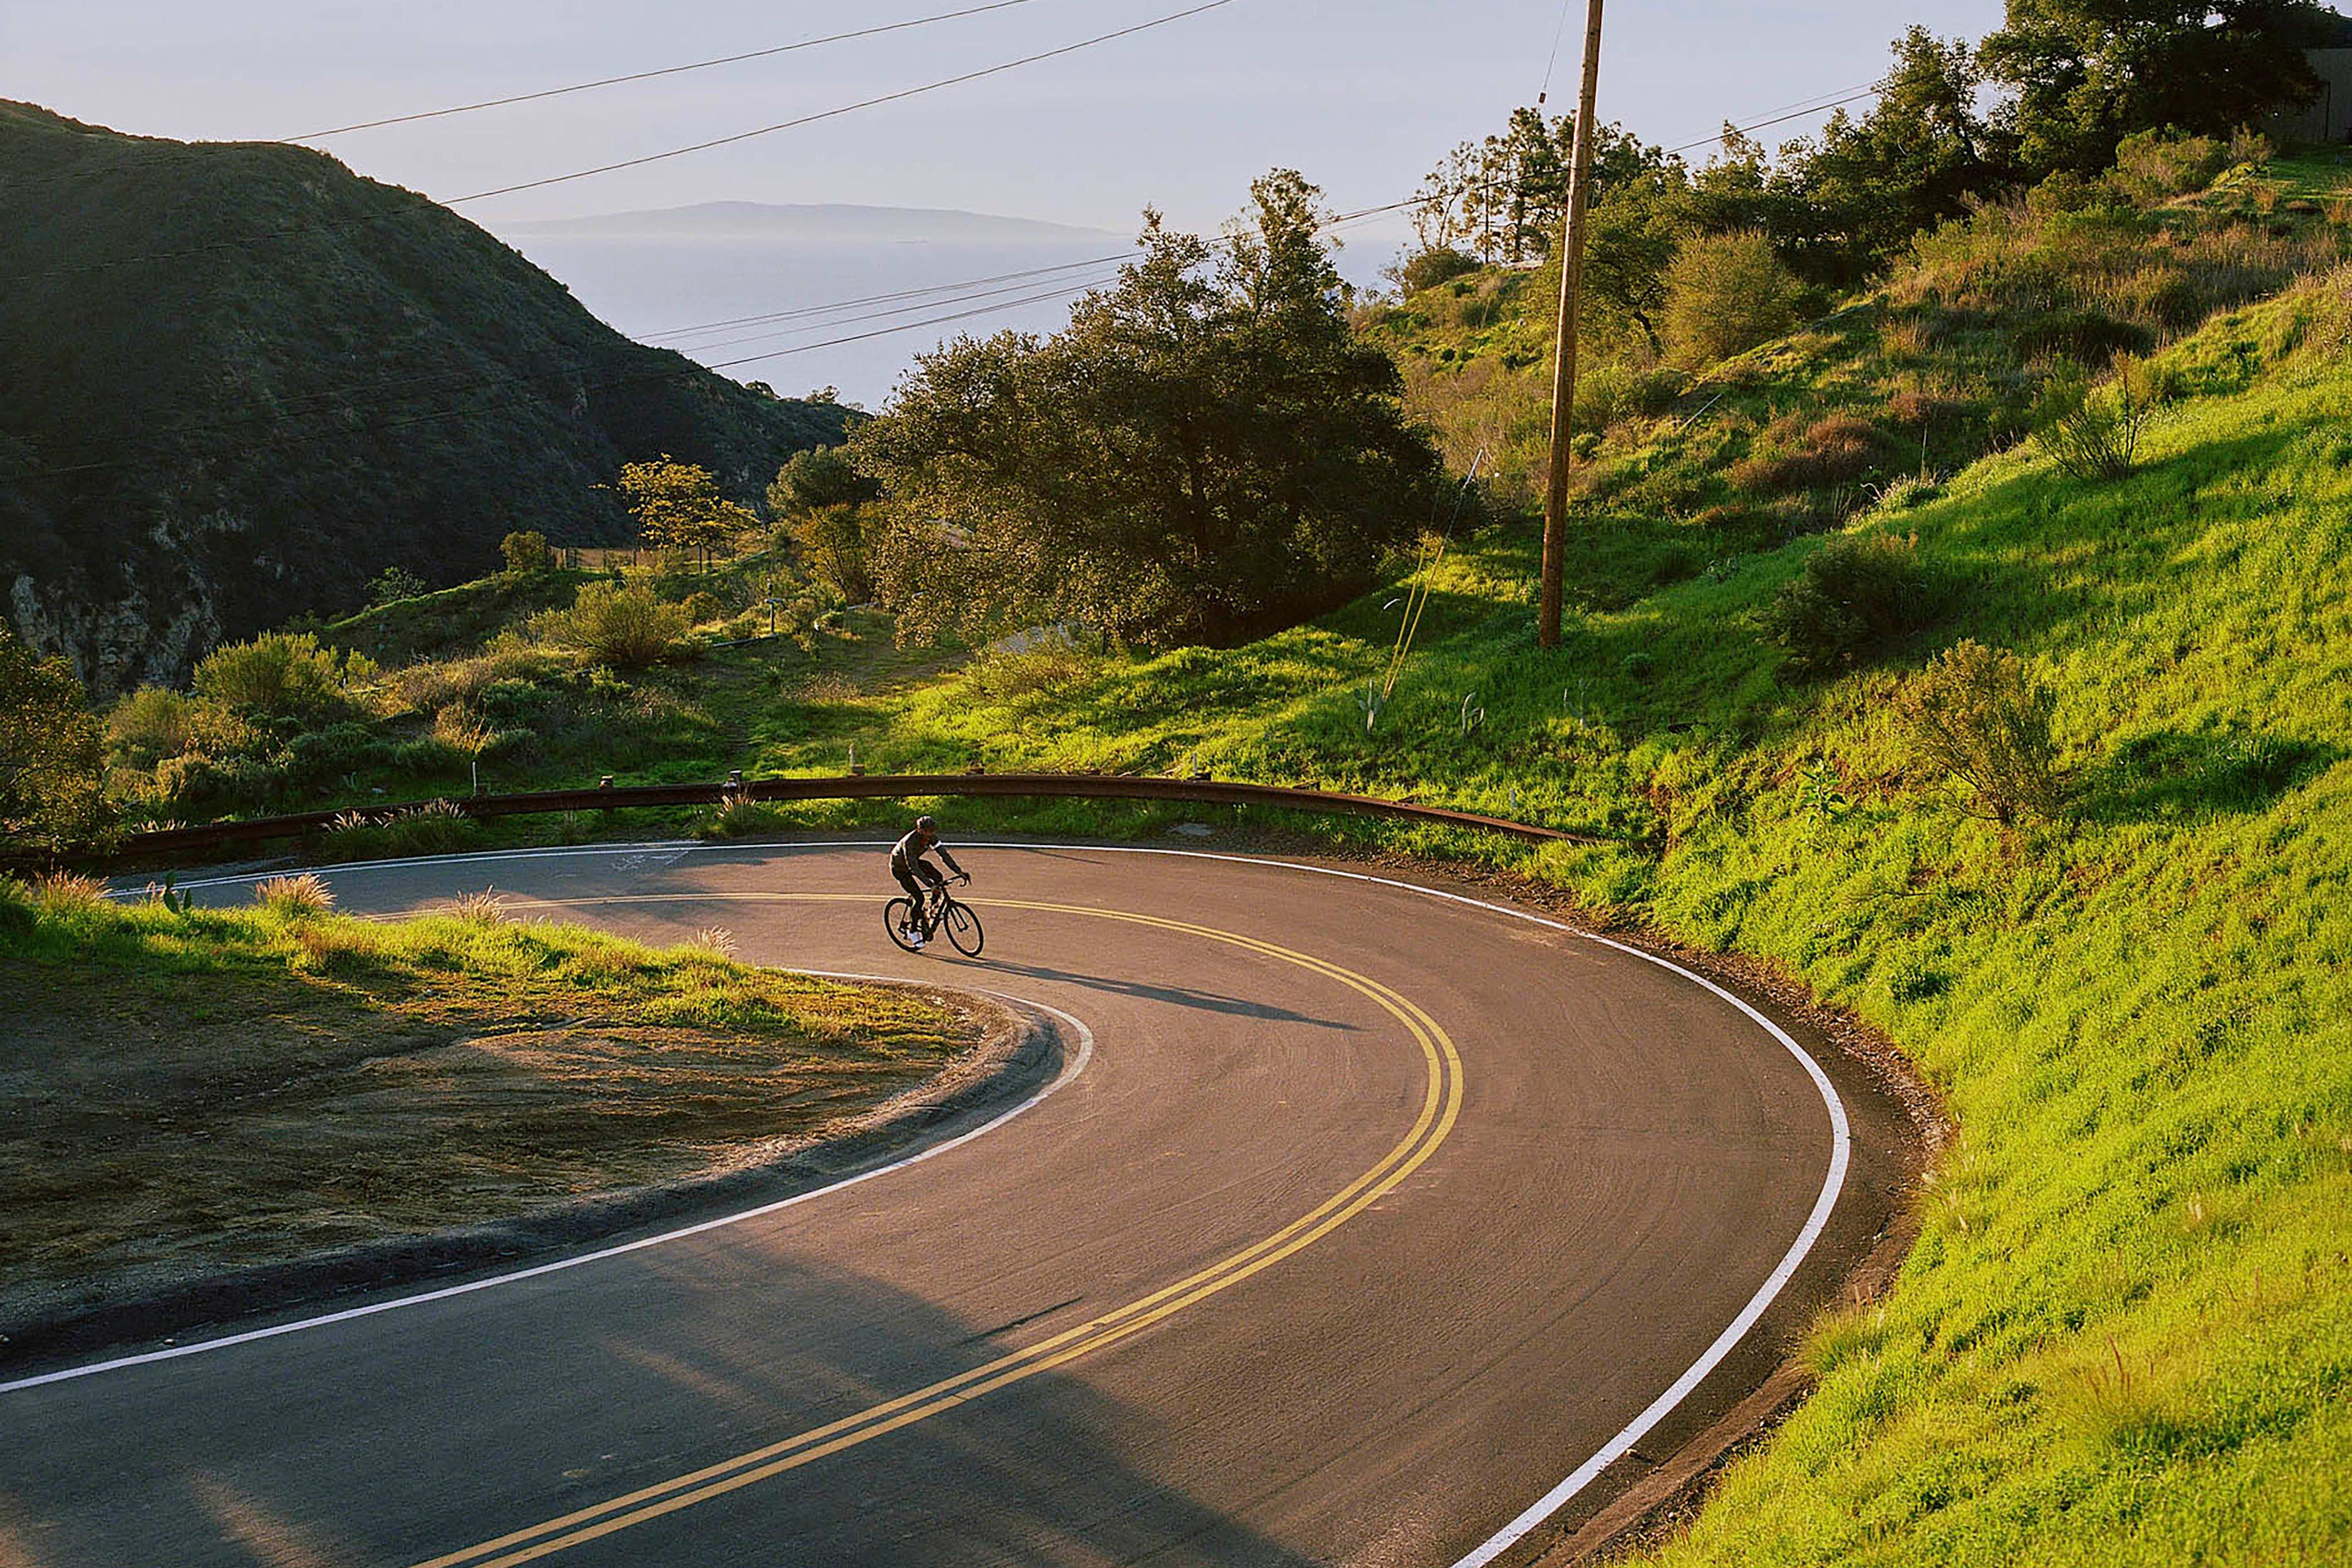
290,0,1059,140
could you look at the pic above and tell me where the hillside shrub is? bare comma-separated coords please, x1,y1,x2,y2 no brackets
1396,246,1482,294
0,628,111,848
1758,530,1937,677
530,583,694,669
1662,232,1800,367
390,642,551,714
283,721,391,784
106,686,198,768
192,633,368,723
152,751,280,813
1896,639,2070,825
368,567,429,608
2106,130,2236,205
2032,358,2157,480
1732,413,1890,496
499,530,553,576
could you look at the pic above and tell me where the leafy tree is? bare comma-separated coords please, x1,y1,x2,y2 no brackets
1799,28,2005,275
767,445,881,516
614,457,759,573
855,171,1443,648
0,628,112,848
1389,246,1483,295
368,566,429,607
1982,0,2334,175
500,530,554,575
769,446,884,602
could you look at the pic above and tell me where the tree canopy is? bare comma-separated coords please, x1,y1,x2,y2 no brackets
0,628,110,848
853,172,1443,649
1983,0,2336,173
613,458,759,573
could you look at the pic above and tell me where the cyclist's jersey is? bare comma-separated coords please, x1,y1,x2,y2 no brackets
890,831,963,877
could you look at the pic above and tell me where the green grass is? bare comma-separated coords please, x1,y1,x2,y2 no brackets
0,872,983,1329
670,276,2352,1563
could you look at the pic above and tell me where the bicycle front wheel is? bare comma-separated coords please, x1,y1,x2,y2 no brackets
884,898,923,953
944,899,985,957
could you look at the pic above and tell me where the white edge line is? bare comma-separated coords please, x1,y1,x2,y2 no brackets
75,837,1857,1564
0,986,1094,1396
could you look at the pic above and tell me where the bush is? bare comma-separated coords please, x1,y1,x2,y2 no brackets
1662,231,1801,366
391,642,551,714
368,566,429,607
1896,640,2070,826
0,627,111,847
680,590,724,626
1395,246,1482,294
284,721,389,784
2032,358,2157,480
322,799,476,861
2107,131,2234,206
108,686,198,768
500,530,554,575
255,873,335,915
192,633,366,723
530,582,694,669
1759,531,1937,677
1731,413,1890,496
153,750,282,813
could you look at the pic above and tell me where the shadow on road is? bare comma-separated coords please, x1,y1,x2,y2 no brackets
56,1256,1327,1567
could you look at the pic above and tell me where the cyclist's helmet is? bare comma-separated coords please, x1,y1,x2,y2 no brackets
915,815,938,834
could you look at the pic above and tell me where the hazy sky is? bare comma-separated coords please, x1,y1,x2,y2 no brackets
13,0,2010,239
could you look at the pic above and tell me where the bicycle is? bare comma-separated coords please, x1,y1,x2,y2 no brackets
886,874,984,957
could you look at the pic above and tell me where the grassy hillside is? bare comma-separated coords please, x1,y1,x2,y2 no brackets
784,272,2351,1564
0,100,853,697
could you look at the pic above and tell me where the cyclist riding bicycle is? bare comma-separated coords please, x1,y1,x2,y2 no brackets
889,815,967,948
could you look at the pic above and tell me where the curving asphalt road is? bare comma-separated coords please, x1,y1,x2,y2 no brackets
0,841,1912,1567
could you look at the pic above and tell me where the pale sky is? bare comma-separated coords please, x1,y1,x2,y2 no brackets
11,0,2010,236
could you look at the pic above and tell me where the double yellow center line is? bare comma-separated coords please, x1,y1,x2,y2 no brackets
412,895,1464,1568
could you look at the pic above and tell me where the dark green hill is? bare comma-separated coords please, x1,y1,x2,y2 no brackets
0,101,850,695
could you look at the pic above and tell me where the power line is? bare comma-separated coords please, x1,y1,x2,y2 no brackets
442,0,1240,206
0,0,1246,285
6,280,1099,483
1662,83,1883,157
4,193,1408,484
662,269,1128,355
0,0,1063,209
1536,0,1578,106
290,0,1059,140
646,253,1131,340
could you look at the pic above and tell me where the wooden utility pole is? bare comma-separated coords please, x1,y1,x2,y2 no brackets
1537,0,1606,649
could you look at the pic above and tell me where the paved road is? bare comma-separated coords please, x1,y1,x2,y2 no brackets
0,841,1908,1567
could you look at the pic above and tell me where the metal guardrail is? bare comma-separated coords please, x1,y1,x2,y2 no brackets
40,772,1606,869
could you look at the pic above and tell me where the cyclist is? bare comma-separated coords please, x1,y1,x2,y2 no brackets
889,815,967,947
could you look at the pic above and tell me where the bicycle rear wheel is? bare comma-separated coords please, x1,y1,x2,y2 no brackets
944,899,985,957
884,897,923,953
